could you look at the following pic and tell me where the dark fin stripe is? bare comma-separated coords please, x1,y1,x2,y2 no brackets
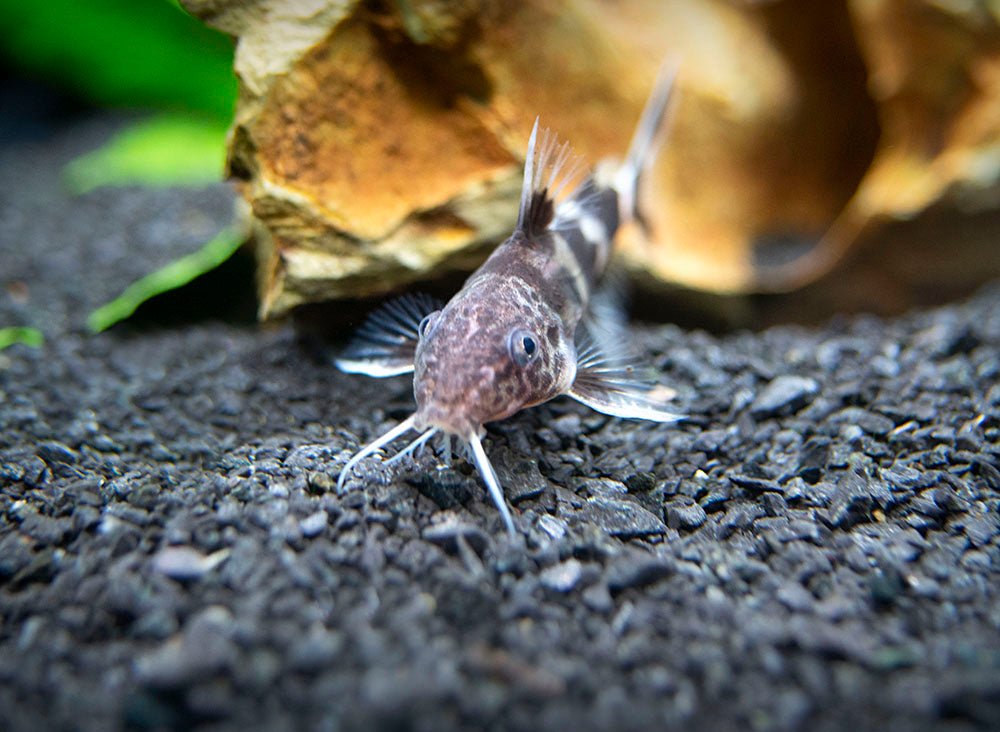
546,231,590,311
557,228,598,288
526,189,555,236
516,118,589,239
551,178,620,284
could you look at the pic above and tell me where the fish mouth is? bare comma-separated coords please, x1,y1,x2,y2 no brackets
412,361,501,438
413,406,477,441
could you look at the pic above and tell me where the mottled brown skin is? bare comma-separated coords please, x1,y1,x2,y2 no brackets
412,270,576,438
412,176,620,438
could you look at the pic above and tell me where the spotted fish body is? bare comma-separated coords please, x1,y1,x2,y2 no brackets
412,168,619,435
337,63,682,536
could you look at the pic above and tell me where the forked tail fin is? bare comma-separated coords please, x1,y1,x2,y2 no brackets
614,57,681,231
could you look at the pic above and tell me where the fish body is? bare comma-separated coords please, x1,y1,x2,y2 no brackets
336,63,682,535
412,170,617,434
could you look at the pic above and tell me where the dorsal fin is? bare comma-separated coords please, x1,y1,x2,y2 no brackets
516,117,588,238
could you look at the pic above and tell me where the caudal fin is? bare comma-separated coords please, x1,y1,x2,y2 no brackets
614,57,681,230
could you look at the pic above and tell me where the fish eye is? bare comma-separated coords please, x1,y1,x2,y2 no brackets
418,311,440,338
508,327,540,367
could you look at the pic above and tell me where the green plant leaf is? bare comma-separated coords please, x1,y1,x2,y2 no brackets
63,113,228,194
0,0,236,120
0,327,44,350
87,226,245,333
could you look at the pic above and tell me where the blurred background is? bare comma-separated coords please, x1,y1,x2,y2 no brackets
0,0,255,343
1,0,234,143
180,0,1000,329
2,0,999,339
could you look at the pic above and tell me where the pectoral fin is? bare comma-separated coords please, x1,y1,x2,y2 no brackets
567,333,683,422
335,293,442,377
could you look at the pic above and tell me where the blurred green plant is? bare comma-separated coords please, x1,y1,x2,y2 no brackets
63,113,228,194
0,0,236,120
2,0,235,190
87,225,246,333
2,0,251,330
0,327,44,351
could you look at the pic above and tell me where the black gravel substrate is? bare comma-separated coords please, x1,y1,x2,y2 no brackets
2,113,999,732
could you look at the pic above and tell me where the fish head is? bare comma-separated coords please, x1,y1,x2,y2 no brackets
412,278,576,437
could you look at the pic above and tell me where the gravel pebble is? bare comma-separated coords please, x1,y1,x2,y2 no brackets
299,509,329,537
134,606,238,688
605,554,674,592
539,559,584,592
578,497,667,538
777,582,815,612
665,501,708,530
750,375,819,417
287,625,343,672
422,518,490,554
0,532,34,578
151,546,230,581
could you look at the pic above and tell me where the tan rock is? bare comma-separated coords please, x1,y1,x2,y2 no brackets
182,0,1000,318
